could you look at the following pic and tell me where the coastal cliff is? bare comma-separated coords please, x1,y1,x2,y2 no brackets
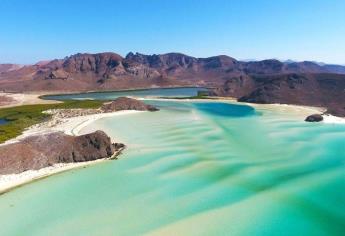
210,73,345,117
0,131,123,175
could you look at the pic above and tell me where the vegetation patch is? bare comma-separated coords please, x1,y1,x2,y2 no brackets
0,100,103,143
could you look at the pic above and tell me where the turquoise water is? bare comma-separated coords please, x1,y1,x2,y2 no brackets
43,87,207,100
0,99,344,235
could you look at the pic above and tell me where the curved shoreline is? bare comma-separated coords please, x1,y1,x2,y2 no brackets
143,97,345,124
1,97,344,194
0,110,142,194
40,86,207,100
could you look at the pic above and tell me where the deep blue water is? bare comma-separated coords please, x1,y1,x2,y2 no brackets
194,102,256,117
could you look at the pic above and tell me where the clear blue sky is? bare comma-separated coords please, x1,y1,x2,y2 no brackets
1,0,344,64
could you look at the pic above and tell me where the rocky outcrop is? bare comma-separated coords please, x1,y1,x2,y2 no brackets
101,97,159,112
305,114,324,122
0,51,344,116
47,69,69,80
211,73,345,117
1,51,345,93
0,131,124,174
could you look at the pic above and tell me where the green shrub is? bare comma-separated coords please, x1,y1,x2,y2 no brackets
0,100,103,143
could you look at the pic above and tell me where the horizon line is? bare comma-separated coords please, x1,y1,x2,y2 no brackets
1,51,344,66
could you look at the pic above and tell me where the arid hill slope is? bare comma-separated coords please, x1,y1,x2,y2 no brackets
0,52,344,116
211,73,345,116
1,52,344,92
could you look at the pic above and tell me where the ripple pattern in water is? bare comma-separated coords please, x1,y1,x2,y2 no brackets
0,101,344,236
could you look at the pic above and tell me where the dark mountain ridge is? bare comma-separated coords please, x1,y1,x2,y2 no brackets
0,51,344,116
211,73,345,116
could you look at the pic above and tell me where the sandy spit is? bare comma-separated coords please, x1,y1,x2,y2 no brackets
0,110,142,194
0,92,60,108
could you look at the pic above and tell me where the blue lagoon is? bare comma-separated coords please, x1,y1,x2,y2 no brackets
0,95,344,236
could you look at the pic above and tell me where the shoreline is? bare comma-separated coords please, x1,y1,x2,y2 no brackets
322,114,345,124
39,85,206,100
0,92,60,108
0,159,107,195
2,109,142,146
245,103,345,124
1,95,344,194
143,97,345,124
0,110,142,194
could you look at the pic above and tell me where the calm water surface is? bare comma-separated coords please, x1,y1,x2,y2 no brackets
0,93,344,235
43,87,207,101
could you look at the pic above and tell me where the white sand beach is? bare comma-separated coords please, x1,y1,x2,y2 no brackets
0,92,60,108
144,97,345,123
322,114,345,124
0,109,142,194
1,97,344,194
0,159,106,194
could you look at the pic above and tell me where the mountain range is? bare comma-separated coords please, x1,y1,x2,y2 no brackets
0,52,344,116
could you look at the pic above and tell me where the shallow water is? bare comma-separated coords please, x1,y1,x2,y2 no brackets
0,99,344,236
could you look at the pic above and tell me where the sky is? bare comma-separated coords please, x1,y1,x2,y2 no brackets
0,0,344,64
